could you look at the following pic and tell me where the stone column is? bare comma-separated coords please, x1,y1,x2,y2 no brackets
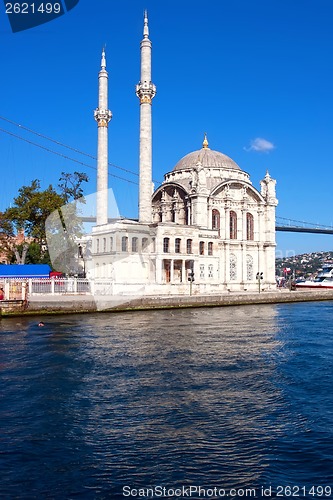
224,205,230,240
170,259,174,283
225,243,230,283
207,200,212,229
182,260,186,283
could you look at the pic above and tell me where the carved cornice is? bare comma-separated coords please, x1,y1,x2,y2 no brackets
136,82,156,104
94,108,112,127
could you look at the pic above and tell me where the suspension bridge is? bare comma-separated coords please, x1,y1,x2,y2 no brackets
77,215,333,235
275,217,333,235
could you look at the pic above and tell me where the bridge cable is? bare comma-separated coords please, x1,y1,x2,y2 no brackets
0,127,138,186
0,116,162,185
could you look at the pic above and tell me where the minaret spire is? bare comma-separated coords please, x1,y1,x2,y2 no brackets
101,47,106,69
143,10,149,38
136,10,156,223
94,48,112,226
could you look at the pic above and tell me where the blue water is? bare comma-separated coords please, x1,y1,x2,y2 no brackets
1,302,333,499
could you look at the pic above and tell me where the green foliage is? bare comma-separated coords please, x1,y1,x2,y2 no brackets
0,212,15,263
1,172,89,266
58,171,89,203
5,180,66,242
26,241,42,263
0,212,14,236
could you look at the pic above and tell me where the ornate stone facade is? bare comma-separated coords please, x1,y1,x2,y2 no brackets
88,14,278,295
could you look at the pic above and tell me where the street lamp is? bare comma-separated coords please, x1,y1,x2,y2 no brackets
256,272,263,293
78,244,86,278
188,261,195,296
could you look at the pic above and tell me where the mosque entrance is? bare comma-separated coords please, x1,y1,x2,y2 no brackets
173,260,183,283
163,260,171,283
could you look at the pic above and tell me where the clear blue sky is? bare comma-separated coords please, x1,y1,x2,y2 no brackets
1,0,333,256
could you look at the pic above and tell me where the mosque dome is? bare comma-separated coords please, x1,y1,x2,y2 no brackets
173,135,241,172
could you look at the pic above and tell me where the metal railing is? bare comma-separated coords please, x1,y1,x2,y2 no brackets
0,278,91,299
29,278,90,295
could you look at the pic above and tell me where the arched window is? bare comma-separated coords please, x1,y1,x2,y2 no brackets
212,209,220,231
175,238,181,253
208,242,213,256
186,239,192,254
230,211,237,239
121,236,128,252
142,237,149,252
199,241,205,255
246,213,254,240
132,237,138,252
163,237,170,253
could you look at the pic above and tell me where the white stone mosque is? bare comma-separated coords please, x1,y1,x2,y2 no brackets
88,12,278,295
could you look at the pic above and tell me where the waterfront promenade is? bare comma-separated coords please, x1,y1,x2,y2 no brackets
2,288,333,316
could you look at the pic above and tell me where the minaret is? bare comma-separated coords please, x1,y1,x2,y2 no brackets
94,48,112,226
136,10,156,223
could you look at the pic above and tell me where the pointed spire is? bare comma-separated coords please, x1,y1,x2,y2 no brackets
101,47,106,70
203,133,209,149
143,9,149,38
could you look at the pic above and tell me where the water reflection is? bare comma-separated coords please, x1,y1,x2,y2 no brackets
1,303,333,498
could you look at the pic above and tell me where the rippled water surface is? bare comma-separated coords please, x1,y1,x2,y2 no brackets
1,302,333,499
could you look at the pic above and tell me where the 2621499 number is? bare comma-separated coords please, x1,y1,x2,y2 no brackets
276,485,332,497
5,3,62,14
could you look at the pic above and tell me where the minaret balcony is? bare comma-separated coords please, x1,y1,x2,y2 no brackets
94,108,112,127
136,82,156,104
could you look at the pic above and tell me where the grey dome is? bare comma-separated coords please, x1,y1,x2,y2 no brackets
173,147,241,171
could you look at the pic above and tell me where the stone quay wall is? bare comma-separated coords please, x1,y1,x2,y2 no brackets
1,289,333,317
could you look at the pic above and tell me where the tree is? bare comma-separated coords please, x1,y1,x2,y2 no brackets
12,241,50,265
5,180,65,241
2,172,89,268
4,180,66,265
47,171,90,274
0,212,15,263
58,171,89,203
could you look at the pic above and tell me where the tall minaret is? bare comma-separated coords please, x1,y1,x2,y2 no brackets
94,49,112,226
136,10,156,223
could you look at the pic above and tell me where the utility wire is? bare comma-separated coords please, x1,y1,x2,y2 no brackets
0,127,138,186
0,115,138,177
0,115,162,185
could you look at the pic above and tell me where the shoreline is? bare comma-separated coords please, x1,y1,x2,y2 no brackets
1,289,333,317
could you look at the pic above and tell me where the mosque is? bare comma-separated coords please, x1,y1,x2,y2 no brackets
87,12,278,295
